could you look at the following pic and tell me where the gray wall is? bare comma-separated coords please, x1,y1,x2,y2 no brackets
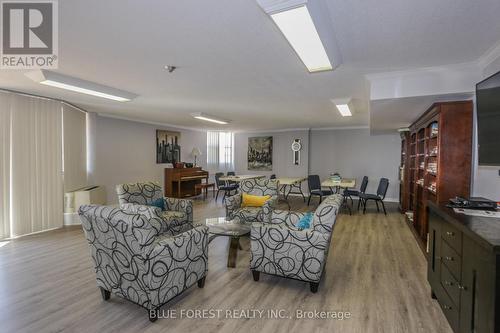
309,129,401,201
234,128,400,201
88,115,207,204
89,116,402,204
234,130,310,191
471,59,500,200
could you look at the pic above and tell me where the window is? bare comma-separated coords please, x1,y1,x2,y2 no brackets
207,131,234,171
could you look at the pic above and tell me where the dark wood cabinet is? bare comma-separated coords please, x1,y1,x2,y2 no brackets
401,101,473,252
428,203,500,333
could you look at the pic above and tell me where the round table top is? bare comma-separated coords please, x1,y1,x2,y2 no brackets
205,217,250,237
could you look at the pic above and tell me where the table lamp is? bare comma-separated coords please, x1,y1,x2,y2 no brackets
191,147,202,166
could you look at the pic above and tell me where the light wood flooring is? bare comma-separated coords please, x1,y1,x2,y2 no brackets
0,196,452,333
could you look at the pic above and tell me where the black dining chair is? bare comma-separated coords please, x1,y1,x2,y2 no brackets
343,176,369,210
307,175,333,206
359,178,389,215
226,171,238,188
215,172,238,202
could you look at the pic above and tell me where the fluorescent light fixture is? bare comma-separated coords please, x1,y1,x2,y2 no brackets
271,6,331,72
190,113,229,125
256,0,342,73
25,70,137,102
332,98,353,117
336,104,352,117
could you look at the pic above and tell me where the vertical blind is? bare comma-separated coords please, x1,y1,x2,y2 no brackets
207,131,234,171
0,93,11,239
0,91,87,240
10,94,63,237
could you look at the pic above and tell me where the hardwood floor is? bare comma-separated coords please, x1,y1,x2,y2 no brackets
0,196,452,333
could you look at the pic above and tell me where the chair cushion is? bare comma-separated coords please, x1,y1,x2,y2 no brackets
220,184,238,191
232,207,263,223
359,193,380,200
311,189,333,195
160,211,185,226
242,193,271,207
344,189,360,196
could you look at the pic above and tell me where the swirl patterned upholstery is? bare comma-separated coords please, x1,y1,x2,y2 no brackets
225,178,278,223
79,204,208,321
250,194,343,293
116,182,193,235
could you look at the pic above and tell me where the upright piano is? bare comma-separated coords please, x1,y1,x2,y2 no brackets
164,167,209,198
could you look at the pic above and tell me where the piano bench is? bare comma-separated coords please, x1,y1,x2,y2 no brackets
195,183,216,200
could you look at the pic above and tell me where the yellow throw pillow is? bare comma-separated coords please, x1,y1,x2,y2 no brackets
241,193,271,207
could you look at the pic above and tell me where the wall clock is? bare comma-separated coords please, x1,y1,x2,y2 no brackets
291,139,301,165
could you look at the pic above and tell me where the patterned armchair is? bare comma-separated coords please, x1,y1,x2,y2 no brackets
116,182,193,235
250,194,343,293
225,178,278,223
79,204,208,322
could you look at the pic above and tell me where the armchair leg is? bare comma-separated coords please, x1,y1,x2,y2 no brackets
252,270,260,281
375,200,380,212
310,282,319,293
216,189,220,201
307,195,311,206
363,199,368,214
197,276,206,288
99,287,110,301
149,309,158,322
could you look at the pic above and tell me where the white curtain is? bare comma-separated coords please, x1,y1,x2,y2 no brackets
10,94,63,237
0,93,11,240
207,131,219,170
62,103,87,192
207,131,234,172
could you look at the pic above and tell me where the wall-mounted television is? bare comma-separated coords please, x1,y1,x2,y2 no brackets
476,70,500,166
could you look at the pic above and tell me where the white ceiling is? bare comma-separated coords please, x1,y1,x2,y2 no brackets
370,93,475,134
1,0,500,131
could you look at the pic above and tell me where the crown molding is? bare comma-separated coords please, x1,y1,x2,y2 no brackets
234,127,310,134
477,40,500,70
310,126,369,131
97,113,208,132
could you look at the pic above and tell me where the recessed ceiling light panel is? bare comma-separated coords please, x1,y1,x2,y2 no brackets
331,98,353,117
257,0,342,73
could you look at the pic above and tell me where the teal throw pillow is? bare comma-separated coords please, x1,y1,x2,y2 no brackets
297,212,313,230
151,198,165,211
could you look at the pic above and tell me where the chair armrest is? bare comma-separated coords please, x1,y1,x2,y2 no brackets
120,203,162,218
250,223,330,282
147,225,208,303
260,195,278,223
150,225,209,258
271,210,306,227
225,193,242,219
164,197,193,223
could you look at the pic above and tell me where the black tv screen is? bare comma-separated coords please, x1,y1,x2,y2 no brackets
476,71,500,166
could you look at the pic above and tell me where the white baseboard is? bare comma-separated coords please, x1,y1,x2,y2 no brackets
286,192,399,203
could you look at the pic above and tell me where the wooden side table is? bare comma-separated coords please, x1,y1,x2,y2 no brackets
195,183,215,200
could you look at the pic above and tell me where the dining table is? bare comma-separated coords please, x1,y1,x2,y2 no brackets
276,177,307,208
321,178,356,215
218,175,266,182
